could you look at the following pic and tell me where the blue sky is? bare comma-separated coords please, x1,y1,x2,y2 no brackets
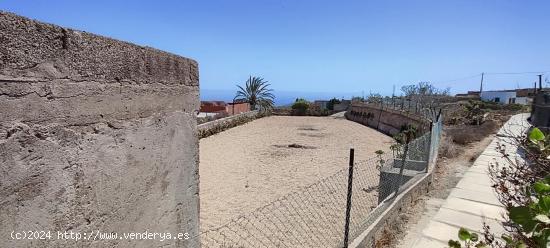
2,0,550,100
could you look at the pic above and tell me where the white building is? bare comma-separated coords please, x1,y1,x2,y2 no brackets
480,90,531,105
480,90,516,104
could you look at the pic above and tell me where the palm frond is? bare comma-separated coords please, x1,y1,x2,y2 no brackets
234,76,275,110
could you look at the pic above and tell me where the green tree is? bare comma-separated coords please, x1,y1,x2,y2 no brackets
291,98,309,115
327,98,341,111
367,93,383,103
235,76,275,111
351,96,365,103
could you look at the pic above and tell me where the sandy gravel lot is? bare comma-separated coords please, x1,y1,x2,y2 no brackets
199,115,394,230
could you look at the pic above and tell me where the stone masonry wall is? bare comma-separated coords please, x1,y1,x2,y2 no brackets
0,12,200,247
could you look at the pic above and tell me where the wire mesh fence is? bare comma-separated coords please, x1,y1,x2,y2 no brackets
366,96,444,121
194,113,443,248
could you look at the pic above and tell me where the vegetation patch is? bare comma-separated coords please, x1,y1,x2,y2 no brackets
198,111,269,139
297,126,319,131
273,143,317,149
446,120,499,145
298,132,325,138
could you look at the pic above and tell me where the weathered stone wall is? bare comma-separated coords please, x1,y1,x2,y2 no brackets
345,103,430,136
198,111,260,139
0,12,200,247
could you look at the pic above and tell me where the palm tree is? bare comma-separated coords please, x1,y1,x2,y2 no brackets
235,76,275,111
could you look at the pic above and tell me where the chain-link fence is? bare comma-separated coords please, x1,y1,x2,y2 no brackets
362,97,444,121
194,113,443,248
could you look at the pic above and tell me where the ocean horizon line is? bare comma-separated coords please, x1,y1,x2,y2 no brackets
201,88,367,106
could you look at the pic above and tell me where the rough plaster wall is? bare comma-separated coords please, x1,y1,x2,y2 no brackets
0,12,200,247
346,105,428,136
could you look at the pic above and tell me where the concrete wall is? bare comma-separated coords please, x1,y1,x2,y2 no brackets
345,103,430,136
0,12,200,248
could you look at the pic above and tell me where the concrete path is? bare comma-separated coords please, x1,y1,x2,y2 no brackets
331,111,346,118
406,113,530,247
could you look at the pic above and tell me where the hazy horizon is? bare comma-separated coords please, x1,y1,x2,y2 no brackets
201,88,363,106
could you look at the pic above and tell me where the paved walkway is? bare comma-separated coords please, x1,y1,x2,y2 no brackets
408,113,530,247
330,111,347,118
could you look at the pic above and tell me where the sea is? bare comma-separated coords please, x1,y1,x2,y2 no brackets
201,89,363,107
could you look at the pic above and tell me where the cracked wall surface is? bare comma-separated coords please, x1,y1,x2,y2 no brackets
0,11,200,247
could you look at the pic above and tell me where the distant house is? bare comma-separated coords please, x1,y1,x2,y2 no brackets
226,101,250,115
481,90,517,104
480,88,535,105
516,88,537,98
312,99,351,111
199,100,250,117
333,100,351,111
200,101,226,113
313,100,329,110
456,91,480,98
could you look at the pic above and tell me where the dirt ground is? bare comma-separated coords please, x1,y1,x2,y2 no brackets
199,115,394,231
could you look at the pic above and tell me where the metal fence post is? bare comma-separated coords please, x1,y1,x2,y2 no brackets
425,121,434,173
343,148,355,248
395,141,409,196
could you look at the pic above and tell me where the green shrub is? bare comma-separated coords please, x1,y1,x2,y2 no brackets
327,98,341,111
393,124,418,144
449,177,550,247
291,98,310,116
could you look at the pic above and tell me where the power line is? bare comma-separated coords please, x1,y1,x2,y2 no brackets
435,73,482,84
484,70,550,75
432,70,550,85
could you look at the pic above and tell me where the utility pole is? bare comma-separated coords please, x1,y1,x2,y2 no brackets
479,72,484,93
392,85,396,108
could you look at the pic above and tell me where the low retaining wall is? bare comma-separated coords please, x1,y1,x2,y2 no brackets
345,103,430,136
351,171,433,247
345,104,442,248
198,111,260,139
351,135,441,248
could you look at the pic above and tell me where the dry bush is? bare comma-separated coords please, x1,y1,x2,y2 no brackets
375,228,394,248
197,112,230,124
271,107,292,116
439,134,459,158
446,120,499,145
216,111,229,119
